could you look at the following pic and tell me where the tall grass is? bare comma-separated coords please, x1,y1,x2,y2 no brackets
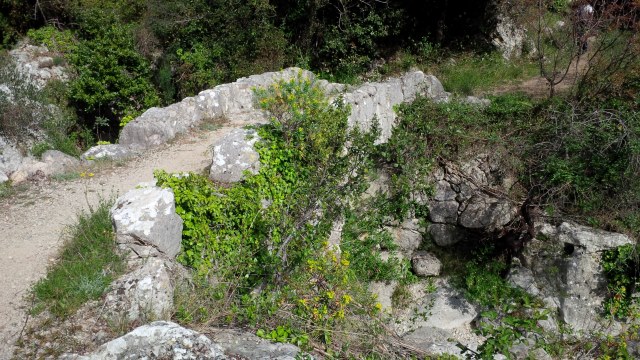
32,199,124,318
436,52,538,95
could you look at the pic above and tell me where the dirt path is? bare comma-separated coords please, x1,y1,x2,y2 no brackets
0,124,241,358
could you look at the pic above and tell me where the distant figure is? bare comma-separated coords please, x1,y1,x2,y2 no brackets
576,4,594,54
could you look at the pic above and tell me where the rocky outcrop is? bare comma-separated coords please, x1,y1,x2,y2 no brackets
119,67,448,151
411,251,442,277
492,14,528,59
9,43,68,89
0,137,24,182
209,128,261,183
103,257,175,322
342,71,447,143
516,221,634,336
111,182,183,259
61,321,226,360
426,154,517,246
2,147,81,184
396,279,482,357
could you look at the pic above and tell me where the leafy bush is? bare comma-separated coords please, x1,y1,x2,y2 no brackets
158,74,376,283
143,0,288,98
68,23,159,140
159,75,419,355
27,25,77,54
528,103,640,215
381,94,533,217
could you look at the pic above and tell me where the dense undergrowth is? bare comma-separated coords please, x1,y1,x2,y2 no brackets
157,75,414,357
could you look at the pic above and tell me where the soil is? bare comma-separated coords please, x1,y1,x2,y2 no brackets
0,124,241,359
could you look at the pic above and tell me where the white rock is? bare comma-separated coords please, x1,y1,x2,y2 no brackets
103,258,174,321
111,183,183,258
82,144,135,161
411,251,442,277
60,321,226,360
209,128,261,183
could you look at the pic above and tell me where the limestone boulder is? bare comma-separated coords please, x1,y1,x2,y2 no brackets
209,128,261,183
492,14,528,59
209,328,305,360
538,221,634,252
82,144,135,161
397,279,481,357
119,68,311,150
40,149,81,175
428,223,467,247
385,218,423,256
103,257,174,322
60,321,226,360
458,196,514,230
111,183,183,259
522,222,633,335
9,43,69,89
395,279,478,336
411,251,442,277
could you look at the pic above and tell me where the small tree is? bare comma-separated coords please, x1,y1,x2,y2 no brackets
508,0,639,98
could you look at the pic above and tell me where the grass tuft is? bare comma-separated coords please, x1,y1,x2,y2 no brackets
32,199,124,318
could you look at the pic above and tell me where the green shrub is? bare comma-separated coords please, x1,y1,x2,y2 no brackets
27,25,77,54
528,103,640,214
69,23,159,140
160,74,411,356
380,95,531,217
157,74,376,284
452,246,548,359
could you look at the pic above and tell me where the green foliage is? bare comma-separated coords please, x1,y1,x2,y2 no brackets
27,25,77,54
162,75,405,356
381,94,532,217
68,23,159,140
157,74,376,284
32,199,125,318
256,325,309,348
144,0,288,97
602,244,640,319
528,103,640,214
340,203,416,283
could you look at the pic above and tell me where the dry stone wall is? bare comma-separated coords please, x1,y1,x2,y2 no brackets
118,67,448,151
